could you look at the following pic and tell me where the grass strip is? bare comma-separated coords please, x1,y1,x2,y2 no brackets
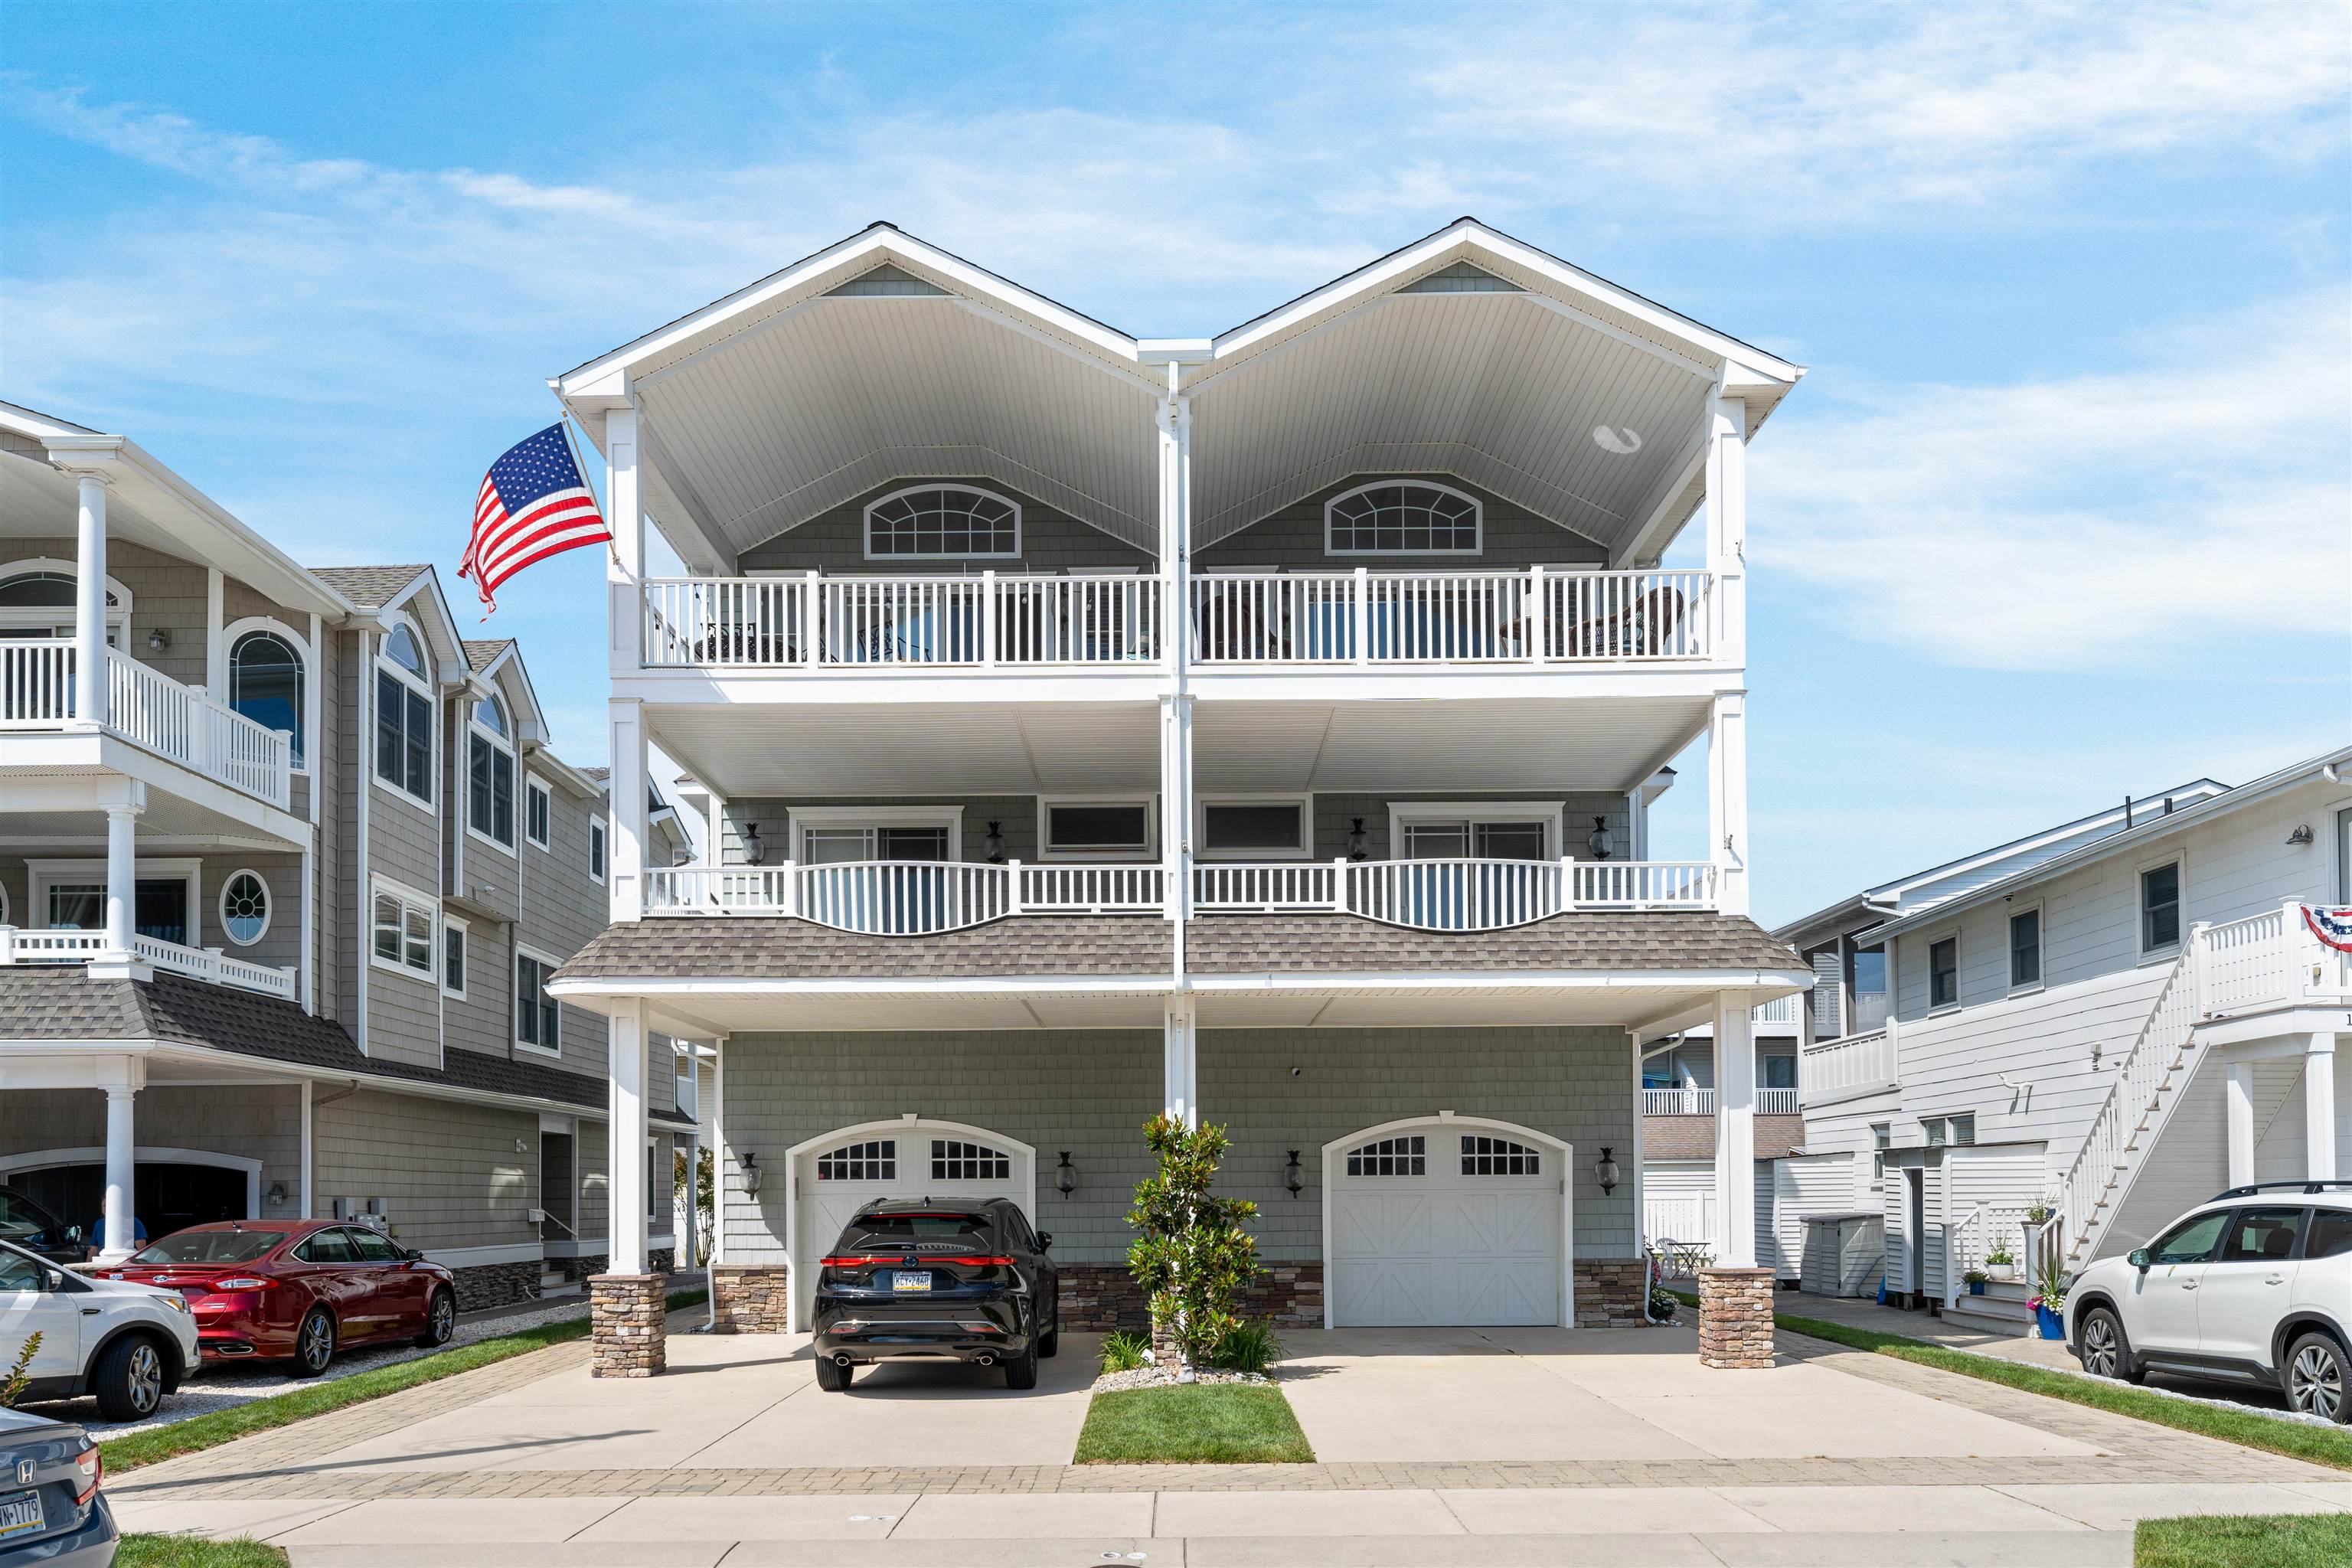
100,1289,705,1475
1074,1383,1315,1464
2135,1513,2352,1567
119,1536,290,1567
1666,1289,2352,1473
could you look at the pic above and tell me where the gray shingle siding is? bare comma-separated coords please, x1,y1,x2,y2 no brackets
312,1088,540,1252
0,1086,306,1223
740,477,1153,575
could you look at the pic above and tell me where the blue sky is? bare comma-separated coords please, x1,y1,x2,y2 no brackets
5,2,2347,926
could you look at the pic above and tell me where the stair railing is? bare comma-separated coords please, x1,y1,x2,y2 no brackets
2049,939,2201,1265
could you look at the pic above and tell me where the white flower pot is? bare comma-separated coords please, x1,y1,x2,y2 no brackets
1987,1263,2017,1281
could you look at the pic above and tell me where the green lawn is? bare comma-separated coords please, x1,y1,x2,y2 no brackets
101,1289,705,1474
1668,1291,2352,1473
119,1536,289,1568
1074,1382,1315,1463
2136,1513,2352,1567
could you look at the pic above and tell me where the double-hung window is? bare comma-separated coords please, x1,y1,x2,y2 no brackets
1870,1124,1890,1187
589,819,607,883
441,917,469,1000
1929,936,1959,1010
516,950,560,1053
2141,862,2182,953
374,622,433,803
525,776,552,849
468,695,515,848
371,879,434,979
2008,908,2042,990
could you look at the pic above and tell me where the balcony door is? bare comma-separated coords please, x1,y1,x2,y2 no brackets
1391,809,1555,930
795,818,959,933
41,877,194,947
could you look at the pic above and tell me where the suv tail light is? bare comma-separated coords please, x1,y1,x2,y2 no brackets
73,1445,100,1505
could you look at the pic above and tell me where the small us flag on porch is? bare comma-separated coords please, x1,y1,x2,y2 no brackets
459,423,609,612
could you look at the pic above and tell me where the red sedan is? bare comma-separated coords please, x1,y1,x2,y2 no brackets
99,1220,457,1375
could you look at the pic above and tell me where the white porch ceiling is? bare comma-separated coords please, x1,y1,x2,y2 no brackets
1193,697,1708,795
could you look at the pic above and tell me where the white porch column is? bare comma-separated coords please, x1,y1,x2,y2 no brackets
2306,1036,2338,1181
101,803,141,961
1711,993,1757,1266
608,697,648,923
1704,391,1748,667
2226,1060,2256,1188
72,469,112,727
604,401,644,675
608,998,650,1276
1707,690,1750,918
97,1057,141,1261
1163,995,1197,1128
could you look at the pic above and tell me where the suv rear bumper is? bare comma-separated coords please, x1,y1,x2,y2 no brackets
813,1296,1031,1365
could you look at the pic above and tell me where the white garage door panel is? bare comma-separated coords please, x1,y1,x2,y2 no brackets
791,1125,1029,1332
1331,1123,1564,1328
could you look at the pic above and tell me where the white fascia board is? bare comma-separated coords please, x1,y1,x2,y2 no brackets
549,975,1175,999
1187,969,1814,994
1181,668,1738,705
612,670,1176,707
381,572,467,673
0,401,101,441
0,1040,604,1120
529,748,606,801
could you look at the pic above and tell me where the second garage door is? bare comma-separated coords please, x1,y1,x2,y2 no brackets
1329,1122,1564,1327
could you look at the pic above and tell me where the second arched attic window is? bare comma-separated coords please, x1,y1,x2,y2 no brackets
1324,481,1482,556
864,484,1021,561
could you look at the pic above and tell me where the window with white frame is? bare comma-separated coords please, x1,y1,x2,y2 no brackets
1928,936,1959,1010
931,1139,1011,1181
441,918,468,1000
2009,907,2042,990
2141,861,2182,952
1922,1113,1977,1148
1325,481,1481,555
1459,1135,1540,1176
525,776,552,849
515,949,560,1052
1345,1135,1426,1177
864,484,1021,560
33,860,199,946
374,622,433,803
0,563,129,642
1870,1123,1890,1186
817,1139,896,1181
1197,795,1312,860
370,880,434,978
467,694,515,848
1390,802,1557,861
218,870,271,947
1039,799,1154,861
227,626,305,768
589,818,606,884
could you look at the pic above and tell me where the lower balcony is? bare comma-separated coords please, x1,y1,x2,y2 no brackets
1642,1086,1798,1116
0,926,297,1001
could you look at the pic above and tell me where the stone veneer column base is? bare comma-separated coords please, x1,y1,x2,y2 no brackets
1573,1259,1648,1327
589,1273,668,1377
1697,1266,1775,1368
710,1264,792,1333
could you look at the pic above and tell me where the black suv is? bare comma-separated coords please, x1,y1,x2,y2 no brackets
812,1197,1058,1391
0,1185,88,1264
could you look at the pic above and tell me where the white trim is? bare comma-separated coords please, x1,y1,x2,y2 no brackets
786,804,964,863
220,615,311,773
861,482,1023,561
0,1145,262,1220
783,1114,1039,1332
1194,792,1313,861
0,557,131,636
464,701,518,854
371,615,436,811
524,774,554,851
550,969,1811,1000
588,817,608,885
515,942,565,1057
439,913,470,1001
217,867,273,948
1318,1112,1573,1330
28,857,203,948
1924,927,1961,1014
1322,479,1484,557
2137,852,2186,959
1037,795,1157,862
368,873,438,984
1387,800,1565,861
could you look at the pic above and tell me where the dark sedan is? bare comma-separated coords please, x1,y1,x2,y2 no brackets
96,1220,457,1374
812,1197,1058,1390
0,1187,89,1266
0,1409,113,1566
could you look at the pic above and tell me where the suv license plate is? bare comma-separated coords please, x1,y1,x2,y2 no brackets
892,1271,932,1293
0,1489,44,1540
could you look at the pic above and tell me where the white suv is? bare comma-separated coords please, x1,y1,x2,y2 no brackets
2066,1184,2352,1422
0,1237,201,1421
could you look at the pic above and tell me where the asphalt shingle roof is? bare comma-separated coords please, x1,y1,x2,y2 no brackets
1186,912,1802,974
309,564,429,606
462,639,513,673
1644,1113,1806,1161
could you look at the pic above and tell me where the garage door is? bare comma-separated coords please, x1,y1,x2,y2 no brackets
1330,1124,1563,1327
792,1127,1029,1330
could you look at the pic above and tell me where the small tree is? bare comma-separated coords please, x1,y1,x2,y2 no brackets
1126,1115,1259,1369
2,1334,41,1409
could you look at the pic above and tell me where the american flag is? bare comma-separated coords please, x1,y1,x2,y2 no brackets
459,423,609,612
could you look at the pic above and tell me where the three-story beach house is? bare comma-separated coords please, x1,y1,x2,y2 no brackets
547,220,1811,1355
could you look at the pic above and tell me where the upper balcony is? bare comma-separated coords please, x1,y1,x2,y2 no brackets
2,639,294,812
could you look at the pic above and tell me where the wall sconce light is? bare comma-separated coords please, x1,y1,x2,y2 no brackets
146,627,170,652
1346,818,1370,862
738,1152,763,1196
1595,1147,1620,1196
266,1181,288,1207
985,822,1008,864
1055,1151,1077,1197
2287,824,2314,846
1586,816,1615,861
739,822,764,865
1284,1151,1305,1196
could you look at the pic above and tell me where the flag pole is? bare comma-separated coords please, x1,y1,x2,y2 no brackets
555,412,627,573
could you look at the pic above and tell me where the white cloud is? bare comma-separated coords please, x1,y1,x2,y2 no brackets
1751,290,2352,670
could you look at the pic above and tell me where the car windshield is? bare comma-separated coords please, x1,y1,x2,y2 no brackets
129,1230,282,1265
0,1191,61,1241
851,1214,985,1241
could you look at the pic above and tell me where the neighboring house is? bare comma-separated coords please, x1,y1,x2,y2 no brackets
0,402,695,1308
547,217,1811,1337
1779,756,2352,1331
1638,999,1805,1258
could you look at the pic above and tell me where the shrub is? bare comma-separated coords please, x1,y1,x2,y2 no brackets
1209,1320,1283,1374
2,1334,41,1409
1126,1114,1260,1370
1099,1330,1151,1375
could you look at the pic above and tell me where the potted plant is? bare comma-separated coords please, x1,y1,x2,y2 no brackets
1962,1268,1988,1296
1983,1243,2017,1282
2029,1258,2068,1340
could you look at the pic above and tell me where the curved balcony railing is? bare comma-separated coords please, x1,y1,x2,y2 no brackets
0,925,296,999
642,573,1164,669
1,642,292,809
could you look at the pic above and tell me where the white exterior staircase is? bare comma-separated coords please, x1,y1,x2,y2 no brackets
1943,1278,2037,1337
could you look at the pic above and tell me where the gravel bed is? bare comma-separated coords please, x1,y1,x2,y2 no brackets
20,1295,603,1439
1092,1365,1272,1393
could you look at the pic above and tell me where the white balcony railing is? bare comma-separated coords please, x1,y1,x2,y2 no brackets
1751,993,1802,1026
1191,567,1713,665
641,574,1164,670
1759,1086,1798,1114
1194,858,1717,925
1642,1085,1798,1116
2196,900,2352,1019
0,926,296,1000
1799,1027,1896,1108
0,642,292,810
642,861,1168,933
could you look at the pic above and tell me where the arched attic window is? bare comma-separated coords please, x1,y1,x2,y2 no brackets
864,484,1021,560
0,566,130,642
1325,482,1482,556
228,629,305,766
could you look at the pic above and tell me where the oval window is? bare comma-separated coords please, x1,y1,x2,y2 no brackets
220,871,271,946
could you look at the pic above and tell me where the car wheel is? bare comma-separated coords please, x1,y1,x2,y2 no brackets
92,1334,167,1423
294,1307,336,1378
815,1356,853,1393
2285,1331,2350,1423
1037,1299,1059,1360
1004,1339,1040,1390
413,1289,456,1349
2077,1306,2141,1384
